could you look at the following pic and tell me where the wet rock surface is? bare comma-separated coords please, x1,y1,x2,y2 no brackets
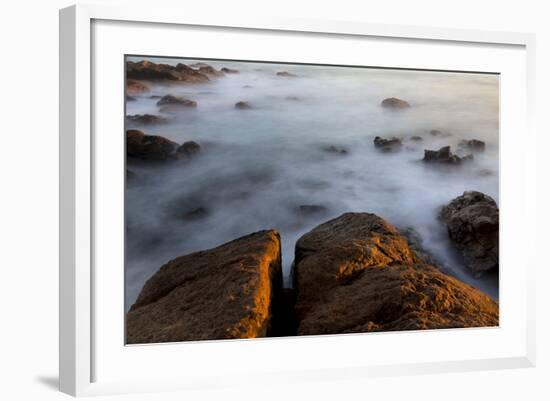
126,60,210,83
126,114,168,125
156,95,197,108
440,191,499,276
381,97,410,109
126,130,178,161
459,139,486,152
423,146,473,165
235,101,252,110
374,136,403,152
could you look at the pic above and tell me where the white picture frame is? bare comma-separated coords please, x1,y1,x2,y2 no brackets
59,4,536,397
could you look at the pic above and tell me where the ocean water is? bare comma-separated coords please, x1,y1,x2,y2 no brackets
125,57,499,309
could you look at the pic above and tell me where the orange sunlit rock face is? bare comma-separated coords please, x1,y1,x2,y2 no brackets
293,213,498,335
126,230,282,344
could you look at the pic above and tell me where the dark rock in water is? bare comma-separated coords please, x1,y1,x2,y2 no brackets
195,64,224,77
423,146,473,165
126,114,167,125
374,136,402,152
177,141,201,157
285,95,300,101
156,95,197,108
410,135,423,141
126,129,178,161
126,60,210,83
478,169,494,177
182,206,209,221
292,212,499,335
126,230,283,343
430,129,452,137
126,79,150,95
126,169,136,181
235,101,252,109
459,139,486,152
221,67,239,74
440,191,499,276
381,97,410,109
322,145,348,155
126,95,137,102
296,205,328,215
276,71,297,77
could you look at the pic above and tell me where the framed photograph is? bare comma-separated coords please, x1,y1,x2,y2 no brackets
59,4,536,396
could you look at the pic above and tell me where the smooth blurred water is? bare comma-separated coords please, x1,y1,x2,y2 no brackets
125,57,499,309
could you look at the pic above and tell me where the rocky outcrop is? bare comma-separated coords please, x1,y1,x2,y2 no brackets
126,114,168,125
440,191,499,276
126,230,283,343
126,60,210,83
423,146,473,165
126,130,178,161
276,71,297,77
196,64,224,77
292,213,499,335
381,97,410,109
235,101,252,109
126,79,150,95
177,141,201,156
374,136,402,152
459,139,486,152
156,95,197,108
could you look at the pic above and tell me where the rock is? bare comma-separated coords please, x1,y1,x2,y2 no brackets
177,141,201,156
410,135,423,141
459,139,486,152
430,129,452,137
322,145,348,155
126,114,167,125
221,67,239,74
296,205,328,215
276,71,297,77
126,129,178,161
126,79,150,95
373,136,403,152
156,95,197,108
235,101,252,109
381,97,410,109
439,191,499,276
423,146,473,165
126,230,283,343
292,213,499,335
181,206,209,221
194,64,224,77
126,60,210,83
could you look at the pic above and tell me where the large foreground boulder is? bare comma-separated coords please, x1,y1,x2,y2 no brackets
292,213,498,335
127,230,283,343
440,191,499,276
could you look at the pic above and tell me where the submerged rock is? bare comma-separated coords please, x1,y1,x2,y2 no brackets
221,67,239,74
296,204,328,215
177,141,201,157
381,97,410,109
440,191,499,276
126,60,210,83
156,95,197,108
430,129,452,137
126,230,283,343
126,130,178,161
322,145,348,155
276,71,297,77
181,206,209,221
459,139,486,152
410,135,423,141
374,136,403,152
423,146,473,165
126,114,168,125
235,101,252,109
292,213,498,335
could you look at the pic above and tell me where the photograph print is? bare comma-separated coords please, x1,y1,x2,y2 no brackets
124,56,499,344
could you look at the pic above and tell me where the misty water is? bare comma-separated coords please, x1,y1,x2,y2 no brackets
125,57,499,309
